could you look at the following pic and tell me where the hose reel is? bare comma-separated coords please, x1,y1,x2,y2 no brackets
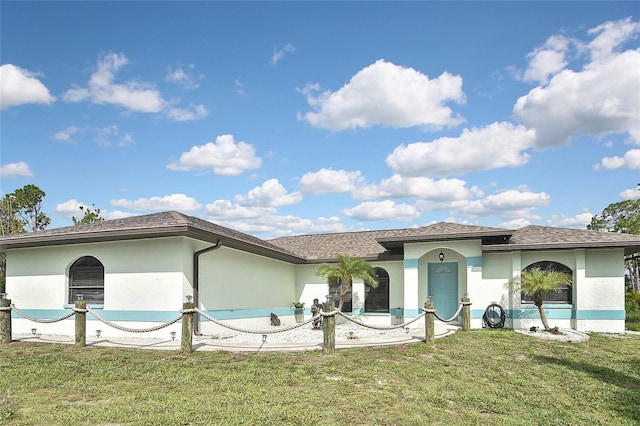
483,303,506,328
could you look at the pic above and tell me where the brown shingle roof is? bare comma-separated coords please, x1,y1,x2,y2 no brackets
0,211,304,262
2,212,639,261
268,222,513,261
488,225,640,254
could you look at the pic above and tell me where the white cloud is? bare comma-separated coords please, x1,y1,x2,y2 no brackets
587,17,640,62
235,179,302,208
522,35,571,84
0,161,34,178
299,168,364,194
0,64,55,109
64,52,165,113
53,126,80,143
63,52,206,121
354,175,478,205
270,43,296,65
514,19,640,148
54,199,136,221
546,212,594,229
166,104,208,121
95,125,133,147
299,59,465,131
620,186,640,200
166,64,203,89
110,193,202,212
222,214,348,238
386,122,535,177
595,149,640,170
456,189,550,218
205,200,276,219
343,200,421,222
167,134,262,176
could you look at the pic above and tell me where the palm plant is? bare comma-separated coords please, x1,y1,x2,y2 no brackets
315,254,377,311
511,267,572,331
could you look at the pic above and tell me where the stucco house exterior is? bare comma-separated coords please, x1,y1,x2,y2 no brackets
2,211,639,338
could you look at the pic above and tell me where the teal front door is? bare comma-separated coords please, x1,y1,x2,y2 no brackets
428,262,458,320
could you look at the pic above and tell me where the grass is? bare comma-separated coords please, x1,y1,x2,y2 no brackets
1,330,639,425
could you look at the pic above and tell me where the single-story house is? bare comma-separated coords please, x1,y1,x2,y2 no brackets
2,210,639,338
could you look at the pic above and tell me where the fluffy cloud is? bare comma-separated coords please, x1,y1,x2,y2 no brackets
456,189,550,219
514,18,640,148
595,149,640,170
0,161,34,178
546,212,594,229
54,199,135,221
205,200,276,219
522,35,571,84
299,59,465,131
619,187,640,200
167,134,262,176
223,214,348,238
0,64,55,109
110,193,202,212
386,122,535,177
343,200,421,222
299,168,364,194
63,52,207,121
235,179,302,208
353,175,477,204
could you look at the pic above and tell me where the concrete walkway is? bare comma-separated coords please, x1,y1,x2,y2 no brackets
11,324,459,353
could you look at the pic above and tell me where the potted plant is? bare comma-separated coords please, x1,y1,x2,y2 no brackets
293,301,305,323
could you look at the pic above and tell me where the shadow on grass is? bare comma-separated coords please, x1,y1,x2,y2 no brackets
534,354,640,423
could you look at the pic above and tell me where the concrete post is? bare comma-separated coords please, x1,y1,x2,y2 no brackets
461,296,471,332
322,301,335,355
0,298,12,344
74,300,87,347
424,300,435,345
181,302,194,354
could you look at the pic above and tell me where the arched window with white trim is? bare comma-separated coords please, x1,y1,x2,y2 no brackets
69,256,104,304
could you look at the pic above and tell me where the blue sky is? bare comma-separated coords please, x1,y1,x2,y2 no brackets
1,1,639,238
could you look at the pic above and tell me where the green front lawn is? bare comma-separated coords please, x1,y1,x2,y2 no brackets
1,330,638,425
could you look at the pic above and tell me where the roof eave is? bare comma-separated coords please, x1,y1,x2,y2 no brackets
483,242,640,253
377,231,512,249
0,225,307,264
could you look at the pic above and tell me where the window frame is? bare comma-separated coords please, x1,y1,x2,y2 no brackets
68,256,105,305
521,261,572,305
365,267,390,313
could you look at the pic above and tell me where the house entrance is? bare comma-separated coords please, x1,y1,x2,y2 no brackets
428,262,458,320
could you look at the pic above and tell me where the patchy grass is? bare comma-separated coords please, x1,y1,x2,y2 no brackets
0,330,638,425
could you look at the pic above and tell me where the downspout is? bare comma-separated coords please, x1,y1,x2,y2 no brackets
193,240,222,335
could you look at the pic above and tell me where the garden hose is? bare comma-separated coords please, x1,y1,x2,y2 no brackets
483,303,506,328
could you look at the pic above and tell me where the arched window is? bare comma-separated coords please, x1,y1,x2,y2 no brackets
365,267,389,313
522,261,572,304
69,256,104,304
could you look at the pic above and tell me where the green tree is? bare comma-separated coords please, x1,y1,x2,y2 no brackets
315,254,377,311
588,199,640,234
11,184,51,232
0,185,51,292
72,205,104,225
589,198,640,292
510,268,572,332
